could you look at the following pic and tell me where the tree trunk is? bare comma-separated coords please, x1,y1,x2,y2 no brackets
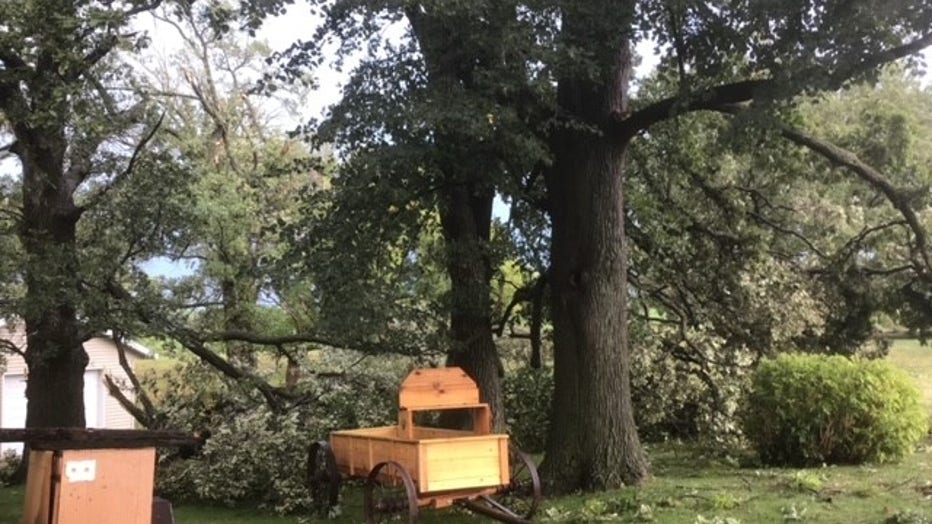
406,6,508,432
221,277,258,368
441,184,505,431
285,354,302,389
18,138,88,429
540,22,650,491
529,275,546,369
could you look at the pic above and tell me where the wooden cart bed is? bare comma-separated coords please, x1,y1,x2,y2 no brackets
331,426,509,493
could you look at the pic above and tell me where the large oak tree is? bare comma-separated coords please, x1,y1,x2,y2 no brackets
0,0,184,428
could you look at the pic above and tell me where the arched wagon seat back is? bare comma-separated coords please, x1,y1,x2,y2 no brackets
397,367,492,438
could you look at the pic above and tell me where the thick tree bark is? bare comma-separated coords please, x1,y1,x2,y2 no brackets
407,6,507,431
529,275,546,369
540,20,649,490
440,183,505,431
0,428,198,450
19,136,88,429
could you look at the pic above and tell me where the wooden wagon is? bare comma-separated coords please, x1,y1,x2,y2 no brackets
307,367,541,523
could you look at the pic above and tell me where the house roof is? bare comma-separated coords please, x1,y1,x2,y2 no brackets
0,321,154,359
100,331,153,358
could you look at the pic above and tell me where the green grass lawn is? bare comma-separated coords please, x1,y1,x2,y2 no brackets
0,343,929,523
887,338,932,417
1,444,930,523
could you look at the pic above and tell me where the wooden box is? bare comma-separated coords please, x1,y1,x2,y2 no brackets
23,448,155,524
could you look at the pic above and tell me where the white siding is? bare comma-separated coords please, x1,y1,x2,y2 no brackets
0,326,147,431
83,336,143,429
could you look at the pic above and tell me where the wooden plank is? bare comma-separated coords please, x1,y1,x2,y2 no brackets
405,434,509,445
422,438,505,493
472,406,491,435
22,450,55,524
410,427,473,440
399,368,480,409
398,410,413,439
54,448,156,524
418,487,497,509
399,385,480,410
0,428,198,449
418,445,428,494
332,426,410,442
498,438,510,486
367,440,419,482
424,470,501,493
334,433,421,483
330,434,353,475
352,437,370,476
403,402,489,412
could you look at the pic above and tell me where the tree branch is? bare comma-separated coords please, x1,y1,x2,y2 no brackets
620,79,770,135
102,281,296,412
68,0,165,82
72,35,120,81
79,112,165,211
620,32,932,135
493,288,528,337
0,52,30,119
103,374,153,428
0,338,25,358
837,220,909,261
204,330,351,348
112,332,159,424
686,105,929,284
834,32,932,83
776,125,932,277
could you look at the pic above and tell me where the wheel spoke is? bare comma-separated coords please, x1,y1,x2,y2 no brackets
365,461,419,524
488,444,541,520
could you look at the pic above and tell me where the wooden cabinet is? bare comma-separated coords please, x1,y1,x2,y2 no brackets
23,448,155,524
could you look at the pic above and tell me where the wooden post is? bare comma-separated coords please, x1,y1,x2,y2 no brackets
471,406,491,435
22,451,54,524
398,409,414,439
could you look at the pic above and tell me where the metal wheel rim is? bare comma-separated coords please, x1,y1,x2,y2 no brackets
492,444,542,520
364,460,419,524
306,440,340,516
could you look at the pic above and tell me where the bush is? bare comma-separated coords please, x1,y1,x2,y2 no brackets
741,353,928,466
503,367,553,454
150,356,399,514
157,408,314,513
0,450,19,486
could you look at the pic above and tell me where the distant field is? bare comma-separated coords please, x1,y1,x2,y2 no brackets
887,339,932,415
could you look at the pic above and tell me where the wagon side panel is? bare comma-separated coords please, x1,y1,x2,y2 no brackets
421,436,507,493
331,432,420,485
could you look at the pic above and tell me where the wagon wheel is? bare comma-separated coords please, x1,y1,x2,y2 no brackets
307,440,340,517
486,445,541,520
364,460,419,523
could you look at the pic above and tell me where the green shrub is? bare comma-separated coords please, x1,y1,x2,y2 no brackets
0,450,19,486
742,353,928,466
503,367,553,454
151,356,399,514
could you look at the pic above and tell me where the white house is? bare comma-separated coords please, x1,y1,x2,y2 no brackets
0,325,152,453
